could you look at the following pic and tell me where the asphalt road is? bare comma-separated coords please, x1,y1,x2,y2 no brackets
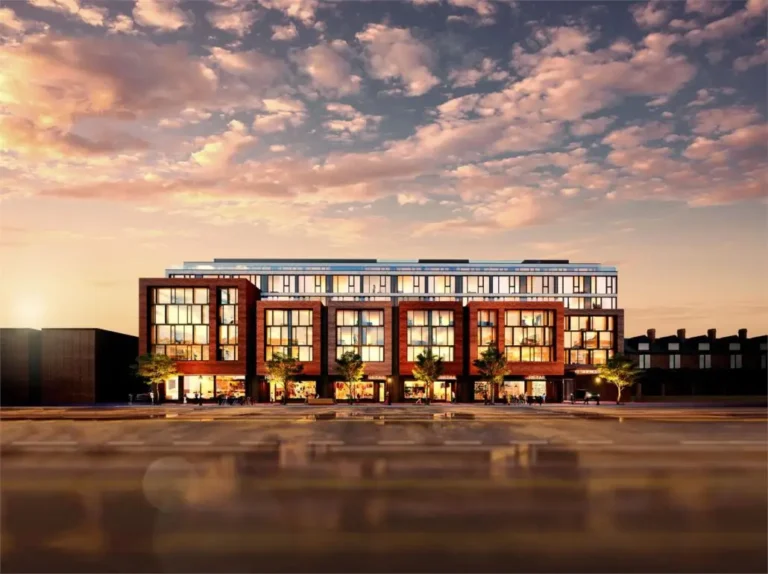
1,407,766,573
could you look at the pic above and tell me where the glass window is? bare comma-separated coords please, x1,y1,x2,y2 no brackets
194,288,209,304
215,376,245,398
335,309,384,362
505,310,554,363
638,354,650,369
184,376,215,399
698,343,710,351
464,276,488,294
266,309,313,362
406,310,455,362
431,276,454,294
298,275,325,293
150,288,209,362
730,354,742,369
669,354,681,369
404,381,427,400
332,275,359,293
699,354,711,369
397,276,426,294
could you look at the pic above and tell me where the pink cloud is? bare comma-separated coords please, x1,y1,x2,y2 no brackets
293,42,362,97
133,0,192,31
693,106,762,134
631,1,669,29
356,24,439,96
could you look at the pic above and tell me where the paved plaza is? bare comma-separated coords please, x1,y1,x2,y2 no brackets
1,405,766,573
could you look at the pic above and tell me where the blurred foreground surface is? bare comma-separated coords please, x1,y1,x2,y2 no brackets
1,415,766,573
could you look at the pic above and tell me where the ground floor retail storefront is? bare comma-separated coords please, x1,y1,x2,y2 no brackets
163,375,246,402
472,377,556,402
402,379,456,402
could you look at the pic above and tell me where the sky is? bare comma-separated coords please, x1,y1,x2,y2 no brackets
0,0,766,338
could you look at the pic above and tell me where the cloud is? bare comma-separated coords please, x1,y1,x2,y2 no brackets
0,7,45,38
258,0,317,25
293,41,361,97
0,34,218,154
734,39,768,72
133,0,192,31
252,97,307,133
191,120,255,168
269,144,286,152
207,46,287,86
569,116,616,137
631,1,669,28
357,24,439,96
448,57,508,88
397,193,430,205
602,122,672,148
323,103,382,141
271,22,298,41
693,106,762,135
684,0,727,17
107,14,138,35
685,2,766,45
206,4,259,37
26,0,109,27
0,116,148,158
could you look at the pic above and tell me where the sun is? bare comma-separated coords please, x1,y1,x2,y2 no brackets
15,297,45,329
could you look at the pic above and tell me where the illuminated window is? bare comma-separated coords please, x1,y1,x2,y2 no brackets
505,310,554,362
464,276,488,294
406,310,454,361
638,354,650,369
267,275,293,293
363,276,389,294
332,275,359,293
266,309,313,362
335,309,384,362
397,276,426,294
496,276,519,294
431,276,454,294
298,275,326,293
217,288,238,361
477,310,497,356
564,315,616,365
150,287,209,361
669,354,681,369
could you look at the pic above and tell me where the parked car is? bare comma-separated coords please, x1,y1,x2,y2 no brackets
570,389,600,405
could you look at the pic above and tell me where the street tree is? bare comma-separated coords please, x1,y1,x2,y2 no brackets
132,354,178,404
335,350,365,404
597,354,640,404
473,344,509,404
412,349,444,404
265,352,303,404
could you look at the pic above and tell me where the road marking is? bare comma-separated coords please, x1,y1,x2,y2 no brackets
444,440,482,446
172,441,212,446
377,440,416,445
106,441,145,446
577,440,614,445
681,440,767,445
308,440,344,446
509,440,549,445
11,440,77,446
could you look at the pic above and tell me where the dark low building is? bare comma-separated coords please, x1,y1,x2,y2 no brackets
0,329,42,406
624,328,767,397
1,328,138,406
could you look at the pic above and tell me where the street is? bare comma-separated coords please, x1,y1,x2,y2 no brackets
1,405,766,573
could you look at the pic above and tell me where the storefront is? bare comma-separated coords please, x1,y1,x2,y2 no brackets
334,380,375,401
501,380,525,399
167,375,247,402
404,378,455,402
270,380,317,402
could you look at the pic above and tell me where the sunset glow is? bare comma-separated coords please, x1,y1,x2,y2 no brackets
0,0,766,337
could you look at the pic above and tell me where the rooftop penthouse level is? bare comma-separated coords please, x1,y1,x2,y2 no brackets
167,259,619,310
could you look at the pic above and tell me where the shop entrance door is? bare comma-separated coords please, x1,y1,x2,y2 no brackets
432,381,451,401
378,383,385,402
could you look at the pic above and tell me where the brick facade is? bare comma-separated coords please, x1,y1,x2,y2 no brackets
398,301,464,377
327,301,394,377
467,301,565,377
138,278,258,380
255,300,323,377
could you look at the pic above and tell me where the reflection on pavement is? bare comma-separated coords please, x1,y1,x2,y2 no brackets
1,442,766,573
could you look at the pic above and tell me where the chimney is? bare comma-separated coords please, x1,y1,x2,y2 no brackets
707,328,717,341
739,328,748,341
677,328,686,341
647,328,656,342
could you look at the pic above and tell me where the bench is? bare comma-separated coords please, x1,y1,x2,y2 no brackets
307,398,335,405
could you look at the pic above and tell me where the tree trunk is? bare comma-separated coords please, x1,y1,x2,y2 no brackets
490,381,496,404
616,384,622,405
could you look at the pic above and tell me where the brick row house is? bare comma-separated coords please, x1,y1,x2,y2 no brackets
139,258,627,403
624,328,767,397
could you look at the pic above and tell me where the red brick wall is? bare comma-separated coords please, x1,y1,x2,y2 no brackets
468,301,565,377
255,300,322,376
398,301,464,377
138,278,257,378
327,301,393,377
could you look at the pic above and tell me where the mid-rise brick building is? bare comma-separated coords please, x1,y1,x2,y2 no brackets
139,258,624,402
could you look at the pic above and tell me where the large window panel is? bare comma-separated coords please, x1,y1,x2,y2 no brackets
266,309,314,362
150,287,209,361
406,309,455,362
504,309,554,363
